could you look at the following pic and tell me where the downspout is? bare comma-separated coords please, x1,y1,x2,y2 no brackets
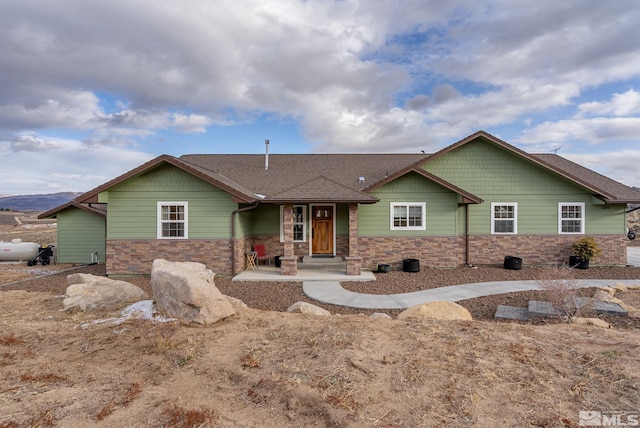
231,203,259,274
465,204,472,266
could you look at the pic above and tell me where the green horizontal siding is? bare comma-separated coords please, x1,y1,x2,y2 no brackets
106,165,237,239
57,208,105,263
360,172,458,236
250,205,281,235
424,138,627,234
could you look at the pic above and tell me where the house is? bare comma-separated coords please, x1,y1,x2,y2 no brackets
40,131,640,276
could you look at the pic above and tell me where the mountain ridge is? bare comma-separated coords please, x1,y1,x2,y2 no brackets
0,192,81,211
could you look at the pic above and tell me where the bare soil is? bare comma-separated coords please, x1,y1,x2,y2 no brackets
2,219,640,427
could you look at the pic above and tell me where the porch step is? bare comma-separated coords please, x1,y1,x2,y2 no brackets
300,255,346,270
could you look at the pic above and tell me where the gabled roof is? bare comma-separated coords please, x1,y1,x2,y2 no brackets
180,153,426,203
41,130,640,215
76,155,258,204
425,130,640,204
39,200,106,219
267,175,378,203
365,167,483,204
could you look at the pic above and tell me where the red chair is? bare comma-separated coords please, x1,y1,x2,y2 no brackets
253,244,270,267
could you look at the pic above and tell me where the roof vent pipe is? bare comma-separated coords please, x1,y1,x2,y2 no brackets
265,139,270,170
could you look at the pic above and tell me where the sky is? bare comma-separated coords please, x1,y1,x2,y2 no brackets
1,0,640,195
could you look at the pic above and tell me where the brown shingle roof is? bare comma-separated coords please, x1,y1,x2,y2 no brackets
39,201,106,219
179,153,426,202
533,154,640,203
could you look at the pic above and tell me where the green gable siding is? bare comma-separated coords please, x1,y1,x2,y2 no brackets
56,208,105,263
424,139,627,235
105,165,237,239
360,172,458,236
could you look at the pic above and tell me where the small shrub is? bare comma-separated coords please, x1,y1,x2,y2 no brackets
537,267,594,320
572,236,601,261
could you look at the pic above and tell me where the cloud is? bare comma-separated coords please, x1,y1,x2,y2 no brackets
564,150,640,188
577,89,640,118
0,0,639,192
0,134,154,194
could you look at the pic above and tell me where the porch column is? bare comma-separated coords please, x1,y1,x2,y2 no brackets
345,203,362,275
280,203,298,275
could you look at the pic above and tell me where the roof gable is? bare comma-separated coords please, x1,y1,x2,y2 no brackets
76,155,257,204
365,167,482,204
180,153,425,202
268,175,379,203
39,201,106,219
424,130,640,204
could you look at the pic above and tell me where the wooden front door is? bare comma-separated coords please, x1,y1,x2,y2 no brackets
312,206,334,255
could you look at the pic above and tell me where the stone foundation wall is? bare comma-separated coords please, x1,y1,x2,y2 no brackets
467,234,628,266
107,233,628,275
106,239,232,275
358,234,628,270
358,236,461,270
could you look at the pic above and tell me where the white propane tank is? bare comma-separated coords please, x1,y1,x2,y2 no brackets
0,239,40,261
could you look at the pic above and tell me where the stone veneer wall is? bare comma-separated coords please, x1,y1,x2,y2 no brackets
107,233,628,275
358,236,461,270
467,234,628,266
106,239,233,275
358,234,627,269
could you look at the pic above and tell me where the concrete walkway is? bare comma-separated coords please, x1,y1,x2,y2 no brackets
303,279,640,310
303,247,640,309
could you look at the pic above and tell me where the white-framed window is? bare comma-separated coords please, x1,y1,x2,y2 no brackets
157,202,188,239
280,205,306,242
491,203,517,234
390,202,426,230
558,202,585,234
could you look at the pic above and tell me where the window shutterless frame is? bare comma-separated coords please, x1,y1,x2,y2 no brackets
558,202,585,234
390,202,426,230
157,201,188,239
279,205,307,242
491,203,517,234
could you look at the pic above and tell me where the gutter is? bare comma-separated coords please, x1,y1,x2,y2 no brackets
231,203,259,274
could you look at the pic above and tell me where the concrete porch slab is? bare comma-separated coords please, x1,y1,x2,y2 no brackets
232,266,376,282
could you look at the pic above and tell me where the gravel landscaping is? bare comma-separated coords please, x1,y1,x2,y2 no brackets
3,262,640,328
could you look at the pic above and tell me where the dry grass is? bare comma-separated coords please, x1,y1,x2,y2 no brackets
159,403,218,427
96,382,143,421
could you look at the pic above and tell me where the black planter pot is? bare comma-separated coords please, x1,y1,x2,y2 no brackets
274,255,283,268
569,255,589,269
403,258,420,272
503,256,522,270
377,264,390,273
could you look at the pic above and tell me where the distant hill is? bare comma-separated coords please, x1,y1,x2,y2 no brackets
0,192,81,211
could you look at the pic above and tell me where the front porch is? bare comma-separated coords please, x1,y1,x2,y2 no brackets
233,255,376,281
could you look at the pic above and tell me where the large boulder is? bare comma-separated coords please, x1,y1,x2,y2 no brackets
63,274,148,311
287,301,331,317
150,259,235,325
398,301,473,321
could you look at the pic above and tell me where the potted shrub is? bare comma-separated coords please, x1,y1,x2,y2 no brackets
569,237,601,269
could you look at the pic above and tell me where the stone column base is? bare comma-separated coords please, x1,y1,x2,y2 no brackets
345,256,362,275
280,256,298,276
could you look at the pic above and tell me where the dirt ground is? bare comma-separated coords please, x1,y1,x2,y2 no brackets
2,215,640,427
